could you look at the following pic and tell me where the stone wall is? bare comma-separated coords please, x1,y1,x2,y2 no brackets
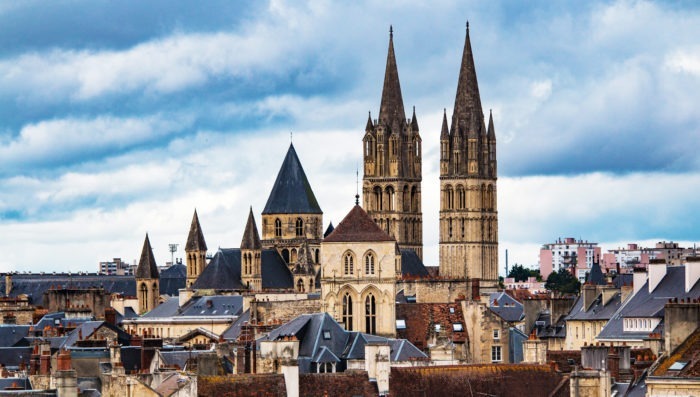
251,298,320,324
462,300,510,364
44,287,110,319
399,279,470,303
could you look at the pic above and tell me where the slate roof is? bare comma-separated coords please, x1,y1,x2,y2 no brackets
324,205,395,243
597,265,700,341
452,23,485,134
240,208,262,250
566,292,622,321
488,292,525,323
221,310,250,341
262,143,322,215
157,350,204,370
135,234,159,279
185,210,207,252
178,295,243,317
191,248,293,290
260,312,426,373
323,222,334,238
0,325,31,347
378,27,406,125
586,260,605,285
61,321,130,348
0,272,184,305
142,296,180,318
0,347,31,369
400,250,429,277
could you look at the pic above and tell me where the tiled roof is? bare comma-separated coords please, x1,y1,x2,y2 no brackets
597,265,700,341
191,248,293,290
390,364,569,397
395,303,467,351
135,234,159,280
262,143,322,215
185,210,207,252
324,205,395,243
299,371,379,397
651,327,700,378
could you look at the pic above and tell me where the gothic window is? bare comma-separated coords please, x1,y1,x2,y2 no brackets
343,252,354,275
415,139,420,157
139,283,148,312
386,187,395,211
274,218,282,237
411,186,418,212
457,186,466,209
374,186,383,211
315,249,319,264
365,294,376,334
365,139,372,157
309,278,314,292
364,252,375,275
342,293,353,331
291,248,297,263
295,218,304,237
445,186,454,209
296,279,305,292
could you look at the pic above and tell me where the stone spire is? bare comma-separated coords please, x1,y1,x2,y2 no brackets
411,106,419,132
240,207,262,250
487,109,495,139
135,234,159,280
452,21,484,133
378,25,406,126
185,209,207,252
440,108,449,139
366,111,374,131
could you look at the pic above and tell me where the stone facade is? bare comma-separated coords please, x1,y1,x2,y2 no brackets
261,213,323,264
438,26,498,291
43,287,110,320
362,29,423,260
399,279,470,303
462,299,510,364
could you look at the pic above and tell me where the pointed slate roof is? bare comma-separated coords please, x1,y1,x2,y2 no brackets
240,207,262,250
324,205,395,243
487,109,495,140
410,106,419,131
440,108,449,139
185,210,207,252
323,222,335,238
262,143,322,215
365,112,374,131
587,258,605,286
378,26,406,125
452,22,484,131
135,234,159,279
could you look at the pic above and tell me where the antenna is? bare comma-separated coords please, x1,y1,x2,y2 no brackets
168,244,178,266
355,165,360,205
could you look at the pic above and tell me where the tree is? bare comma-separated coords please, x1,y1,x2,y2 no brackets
507,264,542,282
545,268,581,295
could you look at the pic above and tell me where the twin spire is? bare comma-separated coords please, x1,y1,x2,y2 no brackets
378,25,406,126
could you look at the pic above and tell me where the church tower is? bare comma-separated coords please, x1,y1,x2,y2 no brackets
135,234,160,314
362,27,423,259
241,207,263,291
185,209,207,288
439,23,498,290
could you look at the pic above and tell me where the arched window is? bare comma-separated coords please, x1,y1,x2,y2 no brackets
364,252,375,275
445,185,454,209
139,283,148,312
291,248,297,263
448,218,453,239
386,187,395,211
274,218,282,237
402,185,409,211
457,186,466,209
342,293,353,331
374,186,383,211
365,294,376,334
282,249,289,263
344,252,354,275
315,249,319,264
295,218,303,237
411,186,418,212
296,279,305,292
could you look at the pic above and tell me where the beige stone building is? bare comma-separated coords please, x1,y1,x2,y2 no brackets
438,24,498,291
321,205,400,337
135,234,160,314
362,27,423,260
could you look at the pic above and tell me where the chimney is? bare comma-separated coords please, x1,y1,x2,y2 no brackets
104,307,117,327
55,349,78,397
582,284,598,312
4,274,11,297
281,360,299,397
471,278,480,300
648,259,667,293
664,300,700,354
633,267,647,295
685,257,700,293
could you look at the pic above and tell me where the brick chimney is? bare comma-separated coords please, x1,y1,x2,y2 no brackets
104,307,117,326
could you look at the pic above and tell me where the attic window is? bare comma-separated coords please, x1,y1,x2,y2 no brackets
449,307,455,314
323,330,331,340
452,323,463,332
669,361,688,371
396,319,406,330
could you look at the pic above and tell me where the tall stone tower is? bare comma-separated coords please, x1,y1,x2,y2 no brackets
240,207,263,291
439,24,498,290
362,27,423,259
261,143,324,266
135,234,160,314
185,209,208,288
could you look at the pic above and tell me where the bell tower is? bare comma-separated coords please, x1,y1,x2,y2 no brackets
363,26,423,259
438,23,498,290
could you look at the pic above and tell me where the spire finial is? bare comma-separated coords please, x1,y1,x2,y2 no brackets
466,20,469,31
390,25,393,38
290,131,293,143
355,166,360,205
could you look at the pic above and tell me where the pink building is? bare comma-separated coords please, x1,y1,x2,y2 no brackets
601,241,696,273
539,237,601,281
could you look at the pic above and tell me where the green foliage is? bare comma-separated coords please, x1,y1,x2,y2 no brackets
545,268,581,295
507,264,542,282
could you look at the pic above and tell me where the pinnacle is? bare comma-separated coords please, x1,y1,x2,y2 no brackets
378,25,406,126
241,207,262,250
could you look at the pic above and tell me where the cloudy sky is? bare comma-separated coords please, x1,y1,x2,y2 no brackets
1,0,699,274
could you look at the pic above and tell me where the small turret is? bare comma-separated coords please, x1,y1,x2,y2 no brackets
135,234,160,314
241,207,262,290
185,209,208,288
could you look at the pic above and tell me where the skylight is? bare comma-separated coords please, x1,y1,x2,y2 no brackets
396,319,406,330
669,361,688,371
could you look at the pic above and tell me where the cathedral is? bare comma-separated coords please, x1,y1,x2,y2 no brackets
133,24,499,336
